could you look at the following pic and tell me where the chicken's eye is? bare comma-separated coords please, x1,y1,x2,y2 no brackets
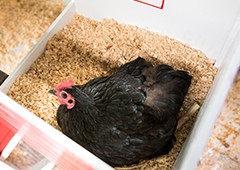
61,92,67,99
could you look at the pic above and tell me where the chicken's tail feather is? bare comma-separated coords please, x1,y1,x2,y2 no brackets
118,57,152,77
142,64,192,120
155,64,192,96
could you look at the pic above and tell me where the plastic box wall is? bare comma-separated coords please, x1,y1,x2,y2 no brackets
1,0,240,169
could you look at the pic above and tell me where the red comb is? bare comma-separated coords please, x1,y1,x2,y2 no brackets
55,80,74,91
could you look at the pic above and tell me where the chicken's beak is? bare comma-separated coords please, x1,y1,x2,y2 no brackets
48,89,56,96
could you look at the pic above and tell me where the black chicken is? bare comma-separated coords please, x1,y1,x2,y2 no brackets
49,57,192,167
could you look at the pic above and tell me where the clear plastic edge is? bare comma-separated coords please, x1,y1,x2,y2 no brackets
0,0,76,94
173,30,240,170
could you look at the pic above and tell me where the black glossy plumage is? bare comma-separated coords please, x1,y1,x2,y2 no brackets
55,57,192,167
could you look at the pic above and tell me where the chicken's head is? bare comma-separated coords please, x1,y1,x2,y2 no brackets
49,80,76,109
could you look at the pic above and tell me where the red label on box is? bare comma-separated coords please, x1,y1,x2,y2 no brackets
134,0,165,9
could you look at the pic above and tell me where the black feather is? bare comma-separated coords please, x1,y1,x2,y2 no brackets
55,57,192,166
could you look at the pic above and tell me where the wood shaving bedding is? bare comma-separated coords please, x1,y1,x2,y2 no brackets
0,0,64,74
7,15,217,169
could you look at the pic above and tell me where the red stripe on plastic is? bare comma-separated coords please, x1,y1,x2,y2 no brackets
0,103,93,170
0,117,16,154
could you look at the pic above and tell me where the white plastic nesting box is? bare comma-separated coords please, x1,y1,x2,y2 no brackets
1,0,240,169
